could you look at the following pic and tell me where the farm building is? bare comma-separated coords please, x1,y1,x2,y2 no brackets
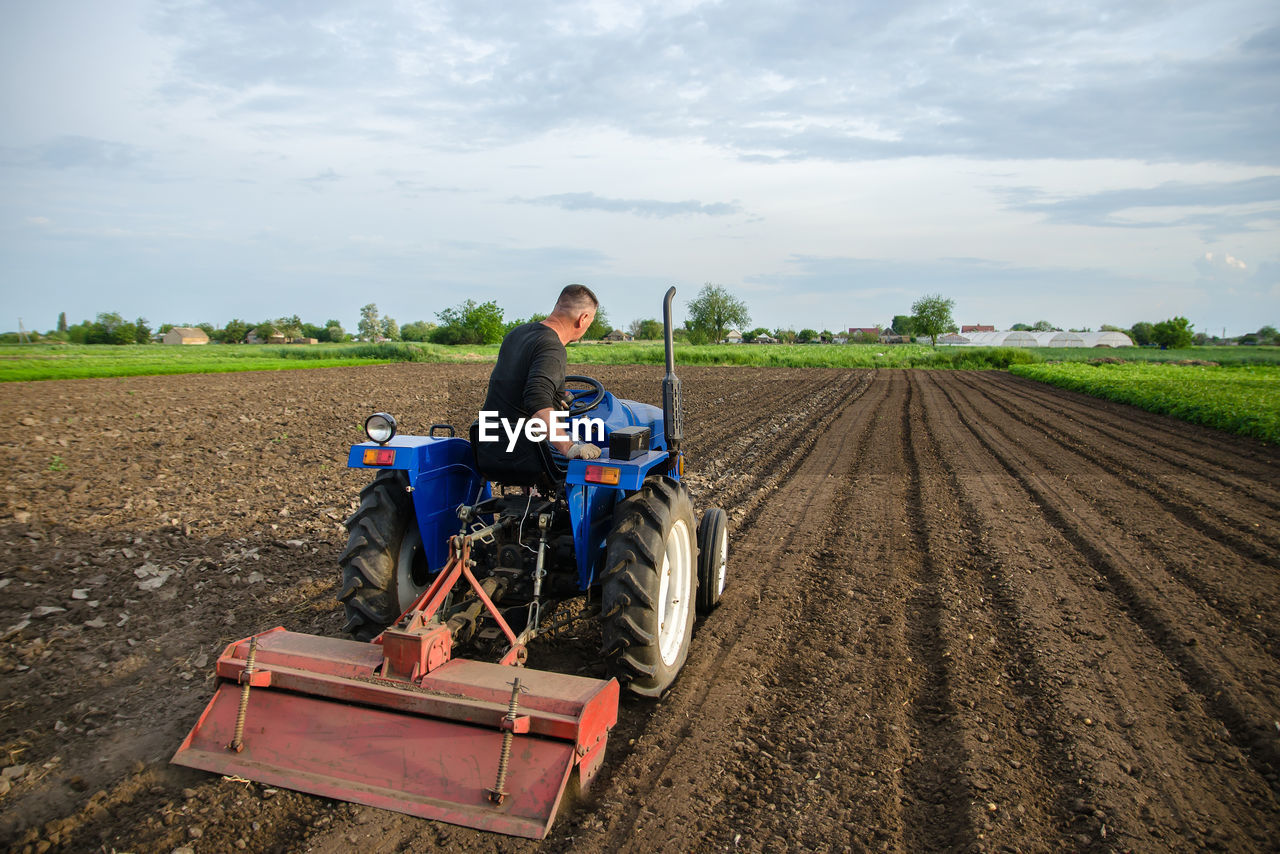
162,327,209,345
724,329,743,344
603,328,634,342
246,328,287,344
937,332,971,345
961,324,995,333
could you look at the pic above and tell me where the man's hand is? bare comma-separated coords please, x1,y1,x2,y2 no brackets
566,442,601,460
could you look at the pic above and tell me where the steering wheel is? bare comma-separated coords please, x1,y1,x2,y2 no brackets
564,374,606,416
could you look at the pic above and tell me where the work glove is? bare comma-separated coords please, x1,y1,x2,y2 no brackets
566,443,601,460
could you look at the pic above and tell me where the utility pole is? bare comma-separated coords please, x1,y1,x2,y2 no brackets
17,318,30,344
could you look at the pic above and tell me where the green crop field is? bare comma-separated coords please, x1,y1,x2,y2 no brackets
0,342,468,382
567,341,1042,370
1009,362,1280,444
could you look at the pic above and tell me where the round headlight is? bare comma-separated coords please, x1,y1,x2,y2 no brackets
364,412,397,444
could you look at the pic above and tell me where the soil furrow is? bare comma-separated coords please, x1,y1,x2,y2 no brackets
898,374,980,852
911,371,1106,849
934,375,1280,805
989,372,1280,503
952,371,1280,564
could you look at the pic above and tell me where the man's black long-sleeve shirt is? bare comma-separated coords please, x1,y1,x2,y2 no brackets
475,322,566,481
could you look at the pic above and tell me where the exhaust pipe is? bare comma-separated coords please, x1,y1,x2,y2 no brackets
662,286,682,464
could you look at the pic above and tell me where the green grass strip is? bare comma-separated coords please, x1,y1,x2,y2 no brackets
1009,362,1280,444
0,342,461,382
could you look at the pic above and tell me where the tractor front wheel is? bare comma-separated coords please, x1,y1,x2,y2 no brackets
338,470,430,641
601,475,697,697
696,507,728,613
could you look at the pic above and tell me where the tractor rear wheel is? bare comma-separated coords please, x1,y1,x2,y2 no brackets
337,470,430,641
601,475,697,697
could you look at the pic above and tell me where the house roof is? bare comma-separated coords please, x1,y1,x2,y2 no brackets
961,324,995,333
169,327,209,340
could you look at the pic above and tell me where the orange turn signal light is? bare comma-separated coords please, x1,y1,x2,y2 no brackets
584,465,621,485
363,448,397,466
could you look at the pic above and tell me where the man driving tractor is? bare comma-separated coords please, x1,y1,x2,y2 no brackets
474,284,603,485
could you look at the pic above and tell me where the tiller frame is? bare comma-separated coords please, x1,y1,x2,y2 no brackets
172,524,619,839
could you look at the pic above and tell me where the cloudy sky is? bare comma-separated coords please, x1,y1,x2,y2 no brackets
3,0,1277,337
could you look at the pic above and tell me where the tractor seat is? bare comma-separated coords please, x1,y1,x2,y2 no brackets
468,420,567,494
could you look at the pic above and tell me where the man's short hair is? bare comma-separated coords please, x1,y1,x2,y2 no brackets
555,284,599,314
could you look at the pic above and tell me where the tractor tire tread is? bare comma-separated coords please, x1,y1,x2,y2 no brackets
338,470,413,642
600,475,696,697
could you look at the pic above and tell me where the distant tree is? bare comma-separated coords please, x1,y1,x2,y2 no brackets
911,294,956,346
1068,327,1092,333
358,304,381,341
744,327,770,343
380,316,400,341
57,312,67,334
585,307,611,340
274,315,303,339
1129,321,1155,346
431,299,506,345
1100,324,1125,332
251,322,279,342
158,323,175,334
195,322,216,339
1257,325,1278,345
134,317,151,344
65,320,88,344
324,320,346,342
819,329,834,342
686,284,750,346
399,320,435,342
300,322,326,340
891,315,915,336
629,318,663,339
1152,317,1194,349
773,328,797,344
797,328,818,343
852,330,880,344
1031,320,1055,332
682,323,710,345
111,321,138,345
1010,322,1031,331
221,319,249,344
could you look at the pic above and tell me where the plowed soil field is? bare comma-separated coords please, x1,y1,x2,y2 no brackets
2,365,1277,853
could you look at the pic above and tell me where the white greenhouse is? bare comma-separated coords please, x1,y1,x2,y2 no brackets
961,330,1040,347
943,329,1135,348
1030,331,1086,347
1080,331,1135,348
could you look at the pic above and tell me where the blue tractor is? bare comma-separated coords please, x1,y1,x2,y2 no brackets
337,287,728,697
174,290,728,837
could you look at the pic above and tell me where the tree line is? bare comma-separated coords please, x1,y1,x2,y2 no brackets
8,289,1276,348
